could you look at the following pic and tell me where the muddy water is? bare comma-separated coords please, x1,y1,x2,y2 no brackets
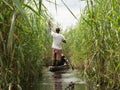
25,68,88,90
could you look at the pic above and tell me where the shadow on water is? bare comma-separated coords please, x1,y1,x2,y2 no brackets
23,68,92,90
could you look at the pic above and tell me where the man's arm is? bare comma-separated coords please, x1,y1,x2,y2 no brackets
62,35,66,43
48,20,54,32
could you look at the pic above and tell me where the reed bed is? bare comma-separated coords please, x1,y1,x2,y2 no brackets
0,0,52,89
64,0,120,89
1,0,120,89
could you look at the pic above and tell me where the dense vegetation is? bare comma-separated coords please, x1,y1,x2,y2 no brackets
64,0,120,89
0,0,120,90
0,0,52,89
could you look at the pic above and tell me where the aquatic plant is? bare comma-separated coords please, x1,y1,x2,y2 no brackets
0,0,52,89
64,0,120,89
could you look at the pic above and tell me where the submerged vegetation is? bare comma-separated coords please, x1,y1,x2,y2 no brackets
0,0,120,90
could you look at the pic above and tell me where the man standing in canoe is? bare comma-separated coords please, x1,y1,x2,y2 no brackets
49,27,66,66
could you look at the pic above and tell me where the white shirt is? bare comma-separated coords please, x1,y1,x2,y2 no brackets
51,31,65,49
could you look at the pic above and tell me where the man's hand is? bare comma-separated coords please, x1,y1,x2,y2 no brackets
62,40,66,43
48,20,52,31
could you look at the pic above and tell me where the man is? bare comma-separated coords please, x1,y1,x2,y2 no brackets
50,27,66,66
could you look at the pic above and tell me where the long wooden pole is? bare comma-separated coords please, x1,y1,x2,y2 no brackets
66,56,74,70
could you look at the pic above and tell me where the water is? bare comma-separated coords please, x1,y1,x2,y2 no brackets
25,68,87,90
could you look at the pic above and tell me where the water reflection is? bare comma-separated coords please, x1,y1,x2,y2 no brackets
23,69,87,90
53,72,62,90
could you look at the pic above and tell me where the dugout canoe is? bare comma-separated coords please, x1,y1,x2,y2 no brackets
49,65,69,72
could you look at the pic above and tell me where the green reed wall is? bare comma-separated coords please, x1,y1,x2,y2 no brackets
64,0,120,89
0,0,52,89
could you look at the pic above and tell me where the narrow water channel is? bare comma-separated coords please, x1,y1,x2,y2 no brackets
25,68,88,90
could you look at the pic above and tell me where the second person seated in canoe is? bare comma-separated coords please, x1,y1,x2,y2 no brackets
57,55,69,66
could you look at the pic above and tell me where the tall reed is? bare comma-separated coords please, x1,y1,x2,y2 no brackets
64,0,120,89
0,0,52,89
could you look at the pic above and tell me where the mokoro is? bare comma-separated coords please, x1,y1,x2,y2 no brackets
49,65,69,72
